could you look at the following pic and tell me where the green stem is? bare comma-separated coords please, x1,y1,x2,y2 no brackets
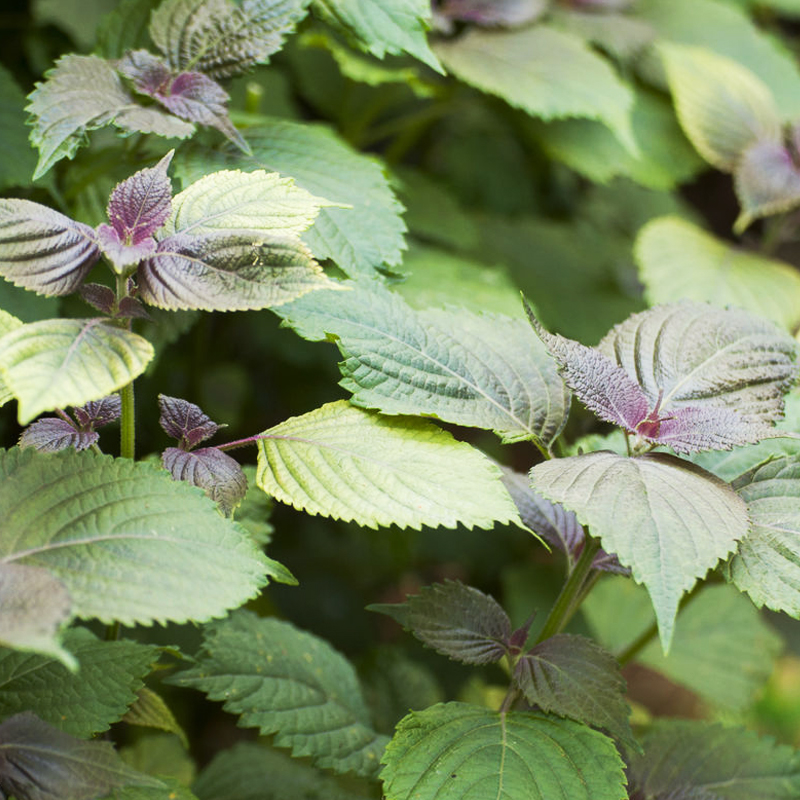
119,382,135,460
536,536,602,644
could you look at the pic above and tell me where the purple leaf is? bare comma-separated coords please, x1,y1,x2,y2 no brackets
18,418,98,453
96,224,157,270
369,580,511,665
0,200,100,296
116,296,152,320
0,712,162,800
734,135,800,233
79,283,116,314
118,52,248,152
162,446,247,515
73,395,122,428
501,466,629,574
513,633,635,748
437,0,547,26
158,394,222,448
138,231,326,311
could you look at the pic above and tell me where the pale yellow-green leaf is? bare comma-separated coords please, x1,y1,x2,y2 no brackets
256,400,521,530
0,308,23,407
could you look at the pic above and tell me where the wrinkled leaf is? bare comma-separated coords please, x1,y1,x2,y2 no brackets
369,581,511,665
74,395,122,428
163,447,247,515
158,394,222,448
256,400,522,530
18,418,97,453
531,451,749,650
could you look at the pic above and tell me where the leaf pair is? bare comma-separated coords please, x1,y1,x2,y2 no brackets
661,43,800,232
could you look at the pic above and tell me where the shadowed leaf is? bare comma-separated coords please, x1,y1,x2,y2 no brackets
158,394,221,448
163,447,246,515
18,418,96,453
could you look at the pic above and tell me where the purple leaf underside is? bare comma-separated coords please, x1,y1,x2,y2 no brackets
158,394,222,448
437,0,547,26
162,446,247,514
18,419,98,453
74,395,122,428
79,284,116,314
0,200,100,296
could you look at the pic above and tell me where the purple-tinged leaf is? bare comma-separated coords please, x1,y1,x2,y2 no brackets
437,0,547,26
565,0,633,9
79,284,115,314
500,466,628,574
26,54,194,179
116,296,152,320
734,135,800,234
73,395,122,428
158,394,222,448
106,150,174,241
0,712,162,800
0,200,100,296
96,224,157,270
118,52,249,152
369,580,511,665
513,633,636,749
163,446,247,515
138,231,332,311
149,0,312,80
19,418,98,453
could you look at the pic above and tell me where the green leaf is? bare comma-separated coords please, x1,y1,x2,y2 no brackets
381,702,627,800
514,634,635,750
434,25,635,150
193,742,370,800
256,400,521,530
726,455,800,617
119,733,194,786
0,628,157,737
534,88,704,191
164,169,334,237
628,719,800,799
636,216,800,330
0,309,23,407
26,55,194,180
0,712,162,800
174,119,406,277
531,452,749,650
0,562,74,669
0,65,37,189
278,283,570,447
550,8,655,61
0,447,272,625
122,688,188,747
169,610,389,777
312,0,443,73
103,778,199,800
370,581,512,665
0,318,154,424
659,43,781,171
96,0,163,59
639,583,782,710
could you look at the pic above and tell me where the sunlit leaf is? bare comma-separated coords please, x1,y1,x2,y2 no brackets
169,610,388,777
0,318,154,424
531,451,749,650
0,448,273,625
381,702,627,800
256,400,521,530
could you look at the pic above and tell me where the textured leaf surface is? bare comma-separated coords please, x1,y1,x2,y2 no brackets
158,394,221,447
74,396,122,428
279,284,570,447
727,455,800,616
531,451,749,649
435,25,634,148
660,43,781,171
256,400,521,529
381,702,627,800
149,0,311,78
0,448,271,625
0,563,73,667
0,628,157,737
313,0,442,71
122,688,187,745
0,200,100,296
18,418,98,453
0,318,154,424
164,169,331,238
170,611,388,776
514,634,634,748
0,712,162,800
193,742,370,800
163,447,247,515
628,719,800,800
138,231,332,311
636,216,800,330
26,55,194,179
0,65,37,190
598,303,798,424
174,120,407,277
370,581,511,665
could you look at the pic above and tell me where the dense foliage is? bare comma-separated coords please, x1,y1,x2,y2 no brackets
4,0,800,798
